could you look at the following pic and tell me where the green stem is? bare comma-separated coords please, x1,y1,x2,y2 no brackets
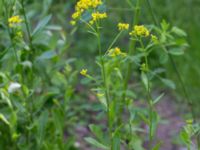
95,21,113,149
21,0,33,51
104,30,123,56
2,0,20,64
141,38,154,148
121,0,141,124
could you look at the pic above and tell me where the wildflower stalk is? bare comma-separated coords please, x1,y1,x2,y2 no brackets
140,39,154,148
120,0,140,124
95,21,113,149
145,0,200,148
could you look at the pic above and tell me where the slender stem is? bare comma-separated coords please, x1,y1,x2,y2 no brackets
2,0,19,64
140,39,154,148
95,21,113,149
21,0,33,50
104,30,123,56
121,0,141,123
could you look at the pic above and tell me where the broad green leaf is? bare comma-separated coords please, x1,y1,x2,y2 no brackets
171,26,187,37
85,137,109,150
32,15,52,37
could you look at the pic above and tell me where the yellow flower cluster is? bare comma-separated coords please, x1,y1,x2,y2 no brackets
8,15,22,27
129,25,150,37
118,23,129,31
71,0,102,25
108,47,126,57
80,69,88,76
90,12,107,24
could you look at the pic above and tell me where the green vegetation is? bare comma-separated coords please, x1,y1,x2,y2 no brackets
0,0,200,149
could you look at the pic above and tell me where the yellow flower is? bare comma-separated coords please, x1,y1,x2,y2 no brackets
108,47,126,57
8,15,22,27
129,25,150,37
90,12,107,24
72,11,81,20
118,23,129,31
71,0,102,24
80,69,88,76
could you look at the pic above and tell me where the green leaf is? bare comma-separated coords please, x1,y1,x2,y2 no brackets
141,72,148,91
153,93,165,105
159,51,169,64
168,48,184,55
0,48,9,59
114,68,123,80
37,110,49,146
180,130,190,145
89,124,103,141
0,113,10,126
161,78,176,89
85,137,109,150
152,142,162,150
32,15,52,37
37,50,57,60
161,20,170,31
171,26,187,37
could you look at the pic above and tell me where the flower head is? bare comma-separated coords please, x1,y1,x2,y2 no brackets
118,23,129,31
8,15,22,27
80,69,88,76
129,25,150,37
108,47,126,57
71,0,102,24
90,12,107,24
